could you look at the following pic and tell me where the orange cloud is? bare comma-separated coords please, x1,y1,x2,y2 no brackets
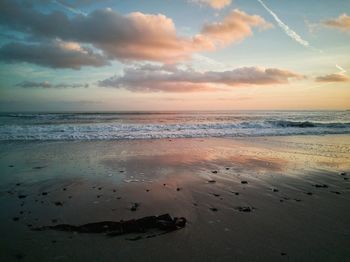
192,0,232,9
323,13,350,31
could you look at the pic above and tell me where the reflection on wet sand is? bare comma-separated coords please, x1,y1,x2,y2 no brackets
0,135,349,261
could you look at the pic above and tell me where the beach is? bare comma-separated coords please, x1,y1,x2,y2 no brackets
0,135,349,261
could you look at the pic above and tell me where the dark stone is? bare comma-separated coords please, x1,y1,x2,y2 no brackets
331,191,341,195
15,253,25,260
130,203,139,211
212,193,220,197
211,171,218,174
281,252,287,256
33,166,45,169
344,177,349,180
340,172,346,176
241,181,248,184
210,207,218,212
8,165,14,168
34,214,186,238
113,189,116,192
208,180,216,183
63,188,67,191
12,217,19,221
273,188,279,192
98,187,102,190
16,183,21,186
313,184,328,188
225,167,230,170
236,206,253,212
18,195,27,199
176,187,181,191
42,192,48,196
306,192,313,196
54,201,63,206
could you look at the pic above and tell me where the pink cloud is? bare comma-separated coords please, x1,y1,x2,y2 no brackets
323,13,350,31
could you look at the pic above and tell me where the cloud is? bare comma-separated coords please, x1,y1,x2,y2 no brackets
201,9,272,47
323,13,350,31
16,81,89,88
0,40,109,69
192,0,232,9
0,1,270,64
315,73,350,83
99,64,302,92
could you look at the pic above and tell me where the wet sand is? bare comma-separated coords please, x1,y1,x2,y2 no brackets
0,135,349,261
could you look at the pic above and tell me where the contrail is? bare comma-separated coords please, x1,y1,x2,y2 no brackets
336,64,346,74
257,0,310,48
52,0,87,16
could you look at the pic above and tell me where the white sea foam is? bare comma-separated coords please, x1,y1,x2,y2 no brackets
0,111,349,141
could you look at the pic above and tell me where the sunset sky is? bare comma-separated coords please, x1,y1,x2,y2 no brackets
0,0,349,111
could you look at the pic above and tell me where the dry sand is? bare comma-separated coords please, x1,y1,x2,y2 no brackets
0,135,349,261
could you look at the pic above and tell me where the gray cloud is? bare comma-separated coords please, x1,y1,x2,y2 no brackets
315,73,350,83
16,81,89,88
99,64,302,92
0,40,109,69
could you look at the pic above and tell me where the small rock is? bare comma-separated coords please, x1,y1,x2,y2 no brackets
210,207,218,212
208,180,216,183
241,181,248,184
18,195,27,199
306,192,313,196
98,187,102,190
236,206,253,212
225,167,230,170
16,183,21,186
63,188,67,191
331,191,341,195
12,217,19,221
146,189,150,192
211,171,218,174
273,188,279,192
8,165,14,168
340,172,346,176
313,184,328,188
42,192,48,196
176,187,181,191
54,201,63,206
15,253,25,260
130,203,139,211
281,252,287,256
33,166,45,170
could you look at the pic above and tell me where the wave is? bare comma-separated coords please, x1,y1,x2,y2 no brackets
1,120,350,141
268,120,350,128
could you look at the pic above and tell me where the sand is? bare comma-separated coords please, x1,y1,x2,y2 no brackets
0,135,349,261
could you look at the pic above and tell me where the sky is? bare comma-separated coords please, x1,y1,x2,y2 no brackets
0,0,349,112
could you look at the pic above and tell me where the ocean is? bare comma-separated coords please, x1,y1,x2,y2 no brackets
0,110,349,140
